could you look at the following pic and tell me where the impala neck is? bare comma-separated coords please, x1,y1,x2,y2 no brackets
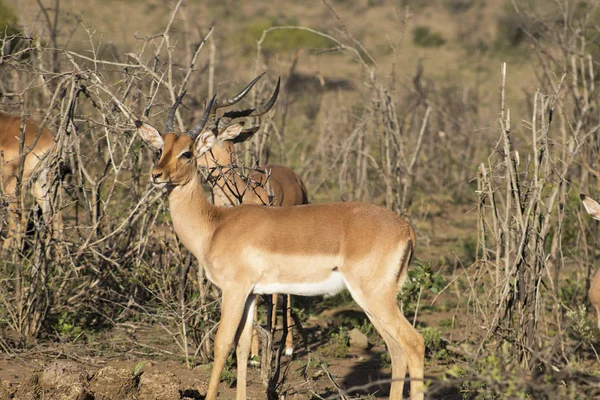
210,141,238,167
167,177,220,258
210,169,249,206
205,142,247,206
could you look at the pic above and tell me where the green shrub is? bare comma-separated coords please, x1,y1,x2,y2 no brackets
55,311,84,341
495,3,526,48
460,233,480,265
422,326,449,360
438,318,453,328
0,1,30,60
0,0,17,33
566,304,595,343
399,260,446,315
492,0,540,59
232,17,336,54
355,319,376,341
220,355,236,386
412,26,446,48
380,352,391,369
324,327,350,358
423,326,443,351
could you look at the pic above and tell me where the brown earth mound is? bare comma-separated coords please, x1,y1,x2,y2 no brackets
12,375,42,400
138,371,181,400
38,361,91,400
89,366,138,400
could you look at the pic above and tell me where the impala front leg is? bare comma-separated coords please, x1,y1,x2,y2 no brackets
235,295,257,400
205,288,252,400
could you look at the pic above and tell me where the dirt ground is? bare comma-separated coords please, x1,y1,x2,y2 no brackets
0,356,388,400
0,325,441,400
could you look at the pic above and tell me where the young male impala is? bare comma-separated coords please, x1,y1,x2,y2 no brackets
0,111,56,247
196,74,309,359
136,94,425,400
580,194,600,330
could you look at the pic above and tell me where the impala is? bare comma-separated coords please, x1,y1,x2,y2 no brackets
136,95,424,400
580,194,600,330
196,74,309,358
0,111,56,247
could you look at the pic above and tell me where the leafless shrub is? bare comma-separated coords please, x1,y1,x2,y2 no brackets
468,0,600,389
0,1,224,359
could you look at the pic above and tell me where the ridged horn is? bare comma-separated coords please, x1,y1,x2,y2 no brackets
213,72,265,109
248,76,280,117
188,94,217,141
165,91,187,133
217,77,280,130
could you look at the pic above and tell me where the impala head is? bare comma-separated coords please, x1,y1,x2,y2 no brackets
196,75,280,169
135,94,217,188
135,75,280,187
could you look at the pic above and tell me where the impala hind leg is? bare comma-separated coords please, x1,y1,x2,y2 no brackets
250,294,260,364
284,294,294,355
271,293,294,355
347,287,424,400
366,306,409,398
250,293,294,364
205,289,252,400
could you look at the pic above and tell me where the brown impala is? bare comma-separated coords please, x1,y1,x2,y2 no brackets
136,94,424,400
0,111,56,247
196,74,308,359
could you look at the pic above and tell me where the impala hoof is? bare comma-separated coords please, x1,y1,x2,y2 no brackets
248,356,260,367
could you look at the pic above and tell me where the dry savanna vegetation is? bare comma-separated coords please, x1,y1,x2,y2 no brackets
1,0,600,398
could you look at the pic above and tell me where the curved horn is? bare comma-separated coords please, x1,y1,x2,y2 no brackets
188,94,217,141
248,76,280,117
214,72,265,109
217,77,281,130
165,91,187,133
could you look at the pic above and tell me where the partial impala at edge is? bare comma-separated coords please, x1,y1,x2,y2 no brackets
0,111,58,248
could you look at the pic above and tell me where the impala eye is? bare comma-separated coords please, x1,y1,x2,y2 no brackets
180,151,193,160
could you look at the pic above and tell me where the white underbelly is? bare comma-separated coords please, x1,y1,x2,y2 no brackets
253,271,346,296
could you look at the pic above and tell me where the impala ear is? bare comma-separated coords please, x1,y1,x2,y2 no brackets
232,126,260,144
582,194,600,220
219,123,260,144
195,130,217,157
218,123,245,141
135,120,164,153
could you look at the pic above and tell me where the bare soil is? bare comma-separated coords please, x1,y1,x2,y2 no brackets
0,333,421,399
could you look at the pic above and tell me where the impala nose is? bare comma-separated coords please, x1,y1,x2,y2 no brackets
152,171,163,181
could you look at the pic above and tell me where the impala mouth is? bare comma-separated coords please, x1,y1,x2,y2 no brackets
153,181,168,189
